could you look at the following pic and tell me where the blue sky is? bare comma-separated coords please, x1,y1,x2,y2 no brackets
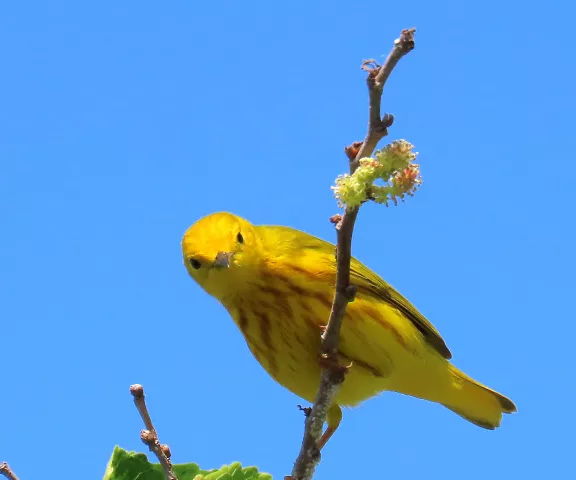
1,1,574,478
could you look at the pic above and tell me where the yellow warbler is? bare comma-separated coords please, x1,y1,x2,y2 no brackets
182,212,516,446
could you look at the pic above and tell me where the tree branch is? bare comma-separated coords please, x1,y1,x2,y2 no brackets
289,28,416,480
130,384,178,480
0,462,19,480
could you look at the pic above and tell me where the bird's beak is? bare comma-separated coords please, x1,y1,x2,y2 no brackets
213,251,233,268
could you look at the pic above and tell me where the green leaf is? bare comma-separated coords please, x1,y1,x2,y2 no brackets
103,446,272,480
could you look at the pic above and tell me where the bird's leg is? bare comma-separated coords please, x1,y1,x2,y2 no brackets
297,403,342,451
317,404,342,450
286,361,346,478
314,352,350,449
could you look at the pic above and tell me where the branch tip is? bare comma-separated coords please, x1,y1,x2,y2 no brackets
397,28,416,49
329,214,342,225
344,141,363,161
130,384,144,398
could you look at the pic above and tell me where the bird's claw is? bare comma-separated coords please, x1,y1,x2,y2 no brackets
318,353,352,375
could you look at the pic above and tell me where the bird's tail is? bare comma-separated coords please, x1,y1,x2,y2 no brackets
442,365,517,429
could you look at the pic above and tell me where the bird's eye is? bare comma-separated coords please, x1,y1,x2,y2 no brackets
237,232,244,244
189,258,201,270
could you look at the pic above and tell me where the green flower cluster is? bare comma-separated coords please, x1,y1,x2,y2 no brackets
332,140,421,208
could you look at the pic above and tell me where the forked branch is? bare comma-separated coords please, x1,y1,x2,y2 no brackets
290,28,416,480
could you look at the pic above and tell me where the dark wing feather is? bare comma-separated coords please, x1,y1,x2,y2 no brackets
350,258,452,359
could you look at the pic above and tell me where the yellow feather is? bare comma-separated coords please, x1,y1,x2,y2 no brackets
182,212,516,433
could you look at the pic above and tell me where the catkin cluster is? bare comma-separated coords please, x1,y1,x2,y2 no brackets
332,140,421,208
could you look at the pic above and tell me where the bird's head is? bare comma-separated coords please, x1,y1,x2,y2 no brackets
182,212,261,300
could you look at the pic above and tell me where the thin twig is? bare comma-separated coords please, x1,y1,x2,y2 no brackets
130,384,178,480
0,462,19,480
290,28,416,480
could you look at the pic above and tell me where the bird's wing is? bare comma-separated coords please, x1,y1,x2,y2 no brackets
259,224,452,360
349,258,452,359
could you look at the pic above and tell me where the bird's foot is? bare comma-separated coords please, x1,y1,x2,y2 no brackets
318,352,352,377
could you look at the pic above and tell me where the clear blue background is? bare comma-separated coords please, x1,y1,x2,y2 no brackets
1,1,574,478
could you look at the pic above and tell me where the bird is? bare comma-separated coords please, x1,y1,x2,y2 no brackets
182,211,516,448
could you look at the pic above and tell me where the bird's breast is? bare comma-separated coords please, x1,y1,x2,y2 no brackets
221,268,334,399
